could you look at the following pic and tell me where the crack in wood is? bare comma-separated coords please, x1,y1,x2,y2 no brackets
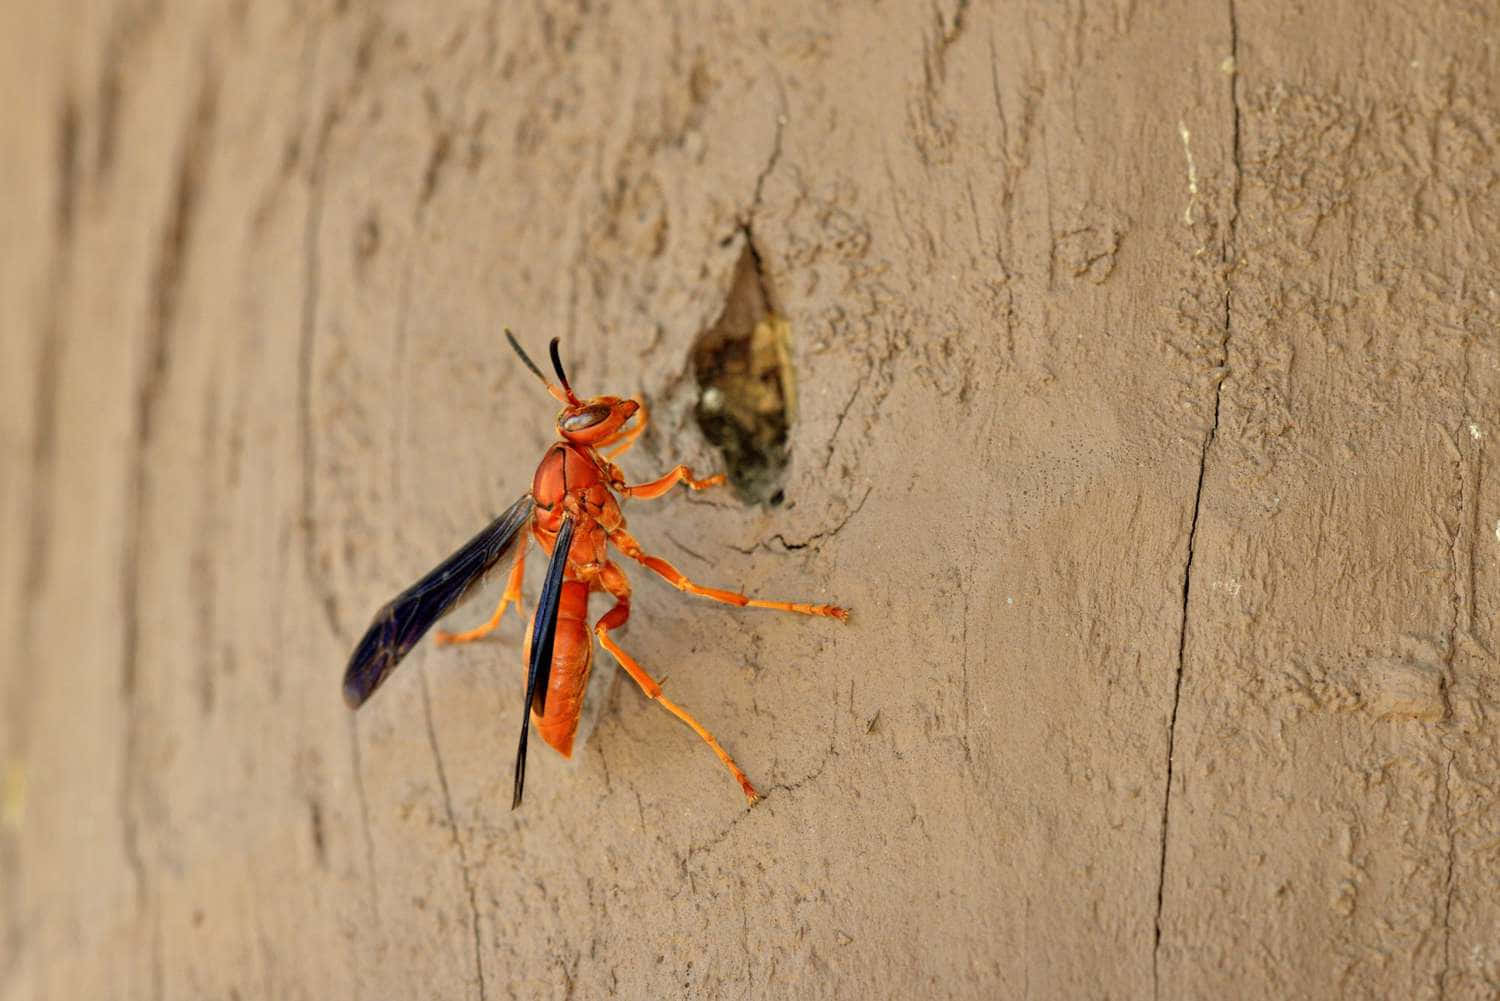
1438,753,1457,1000
420,676,489,1001
1153,3,1241,995
297,111,338,638
120,61,220,916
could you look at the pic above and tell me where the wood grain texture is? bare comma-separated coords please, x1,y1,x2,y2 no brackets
2,1,1495,998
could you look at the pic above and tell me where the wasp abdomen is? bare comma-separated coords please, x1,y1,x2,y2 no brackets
532,580,593,758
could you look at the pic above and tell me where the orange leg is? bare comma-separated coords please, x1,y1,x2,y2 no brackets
594,566,760,804
601,398,648,459
619,464,726,500
434,544,527,646
609,527,848,620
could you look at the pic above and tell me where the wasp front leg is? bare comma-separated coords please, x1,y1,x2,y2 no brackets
598,397,648,460
434,543,528,646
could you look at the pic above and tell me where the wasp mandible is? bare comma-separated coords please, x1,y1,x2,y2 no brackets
342,332,847,808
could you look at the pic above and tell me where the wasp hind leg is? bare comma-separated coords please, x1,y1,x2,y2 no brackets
434,543,528,646
594,565,760,804
608,527,848,620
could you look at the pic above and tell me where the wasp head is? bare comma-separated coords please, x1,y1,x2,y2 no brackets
505,330,642,447
557,396,639,445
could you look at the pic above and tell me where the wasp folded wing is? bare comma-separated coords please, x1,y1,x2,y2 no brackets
512,514,574,810
343,495,535,709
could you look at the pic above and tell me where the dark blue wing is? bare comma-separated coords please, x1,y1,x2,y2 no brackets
343,495,534,709
512,515,574,810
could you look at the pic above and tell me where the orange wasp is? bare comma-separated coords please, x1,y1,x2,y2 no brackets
343,332,847,808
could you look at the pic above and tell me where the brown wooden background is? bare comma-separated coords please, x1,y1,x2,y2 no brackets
3,1,1498,998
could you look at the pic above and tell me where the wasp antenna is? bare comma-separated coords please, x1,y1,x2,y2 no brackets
505,329,550,386
548,337,579,404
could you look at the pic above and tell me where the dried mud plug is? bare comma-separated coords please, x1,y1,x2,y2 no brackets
692,241,794,506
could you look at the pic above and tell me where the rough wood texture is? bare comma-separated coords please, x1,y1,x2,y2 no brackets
3,2,1497,998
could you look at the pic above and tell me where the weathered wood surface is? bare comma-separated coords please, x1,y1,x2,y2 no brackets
3,1,1497,998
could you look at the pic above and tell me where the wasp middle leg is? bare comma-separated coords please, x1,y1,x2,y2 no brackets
608,527,848,620
434,543,528,646
594,564,760,803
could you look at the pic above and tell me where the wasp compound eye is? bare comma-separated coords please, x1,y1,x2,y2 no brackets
561,405,611,431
